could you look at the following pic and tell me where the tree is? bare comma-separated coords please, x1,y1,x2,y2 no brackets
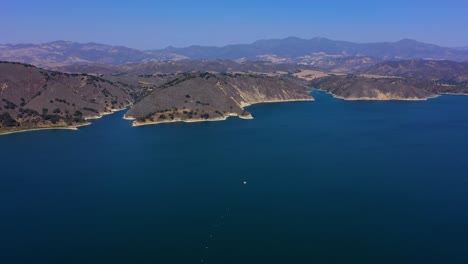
0,112,18,127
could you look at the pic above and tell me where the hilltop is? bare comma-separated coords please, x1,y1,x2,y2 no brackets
307,71,468,101
310,75,437,100
125,72,313,126
0,61,132,134
361,59,468,84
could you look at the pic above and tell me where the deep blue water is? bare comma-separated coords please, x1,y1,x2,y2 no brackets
1,91,468,264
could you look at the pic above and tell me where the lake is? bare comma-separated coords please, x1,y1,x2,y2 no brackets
1,91,468,263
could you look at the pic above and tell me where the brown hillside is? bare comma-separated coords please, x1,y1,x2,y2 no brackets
126,72,313,125
0,62,132,133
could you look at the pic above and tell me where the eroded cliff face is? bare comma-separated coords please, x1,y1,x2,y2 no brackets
0,62,133,134
125,72,313,126
311,75,437,101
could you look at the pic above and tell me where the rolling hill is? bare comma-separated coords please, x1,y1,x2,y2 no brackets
125,72,313,126
361,59,468,83
0,61,132,133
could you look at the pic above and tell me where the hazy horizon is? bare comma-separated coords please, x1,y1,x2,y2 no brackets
2,0,468,49
1,36,466,50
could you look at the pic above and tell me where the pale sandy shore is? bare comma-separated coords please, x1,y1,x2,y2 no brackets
0,106,130,136
128,98,313,127
318,89,440,101
123,115,136,121
0,122,91,136
241,98,314,107
335,95,440,101
0,98,315,135
85,107,129,120
131,113,252,127
440,93,468,96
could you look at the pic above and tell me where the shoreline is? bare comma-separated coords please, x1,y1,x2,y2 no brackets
85,106,130,120
3,91,468,135
131,113,250,127
316,89,440,101
0,122,92,136
336,95,440,101
0,106,130,136
128,97,313,127
240,98,314,107
440,92,468,96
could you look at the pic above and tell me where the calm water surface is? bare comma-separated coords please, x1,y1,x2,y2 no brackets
1,91,468,263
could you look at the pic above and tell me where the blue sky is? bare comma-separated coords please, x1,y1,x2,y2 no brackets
1,0,467,49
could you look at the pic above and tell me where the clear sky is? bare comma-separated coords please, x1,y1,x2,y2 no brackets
1,0,467,49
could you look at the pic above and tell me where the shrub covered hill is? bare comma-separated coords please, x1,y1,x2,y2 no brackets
125,72,313,126
0,62,314,133
307,59,468,100
0,61,132,133
310,75,438,100
361,59,468,84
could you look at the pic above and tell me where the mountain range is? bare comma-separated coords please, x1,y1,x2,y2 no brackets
156,37,468,62
1,37,468,69
0,41,187,68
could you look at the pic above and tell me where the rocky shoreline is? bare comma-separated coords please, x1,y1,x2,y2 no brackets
0,122,91,136
0,107,129,136
126,98,313,127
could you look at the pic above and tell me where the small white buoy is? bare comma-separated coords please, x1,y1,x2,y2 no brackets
243,181,247,185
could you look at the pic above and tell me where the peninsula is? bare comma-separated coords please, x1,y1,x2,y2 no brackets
0,62,313,134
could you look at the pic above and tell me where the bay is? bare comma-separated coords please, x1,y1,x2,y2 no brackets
1,91,468,263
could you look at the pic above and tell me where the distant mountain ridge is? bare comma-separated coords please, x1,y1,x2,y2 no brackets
0,41,187,68
1,37,468,69
156,37,468,62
